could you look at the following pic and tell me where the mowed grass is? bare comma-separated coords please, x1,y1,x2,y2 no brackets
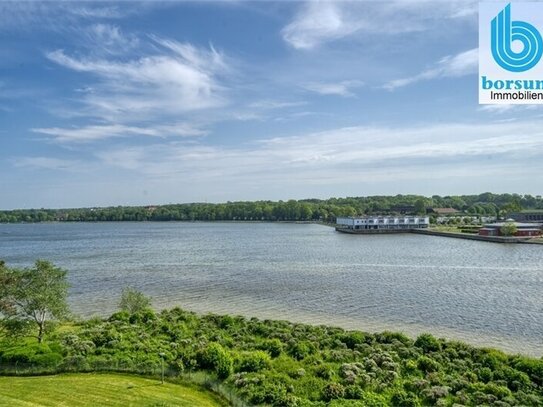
0,373,228,407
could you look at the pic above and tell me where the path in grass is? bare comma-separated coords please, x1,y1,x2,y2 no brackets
0,373,228,407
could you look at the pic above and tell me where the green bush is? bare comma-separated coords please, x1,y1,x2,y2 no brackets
197,342,233,379
344,384,364,399
484,382,512,399
414,333,441,353
341,332,367,349
236,351,271,373
260,338,283,358
417,356,440,373
322,382,345,401
514,357,543,386
287,341,314,360
0,343,56,364
391,390,421,407
31,352,63,367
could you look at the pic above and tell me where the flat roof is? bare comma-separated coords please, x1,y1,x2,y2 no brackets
484,222,542,228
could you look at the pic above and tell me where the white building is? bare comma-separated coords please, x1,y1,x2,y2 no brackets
336,216,430,230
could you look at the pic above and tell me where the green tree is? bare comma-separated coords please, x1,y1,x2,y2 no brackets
0,260,19,335
118,287,152,314
500,221,518,236
414,199,427,215
0,260,69,342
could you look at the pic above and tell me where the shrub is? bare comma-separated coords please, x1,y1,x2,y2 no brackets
0,343,57,365
494,366,531,391
260,338,283,358
287,341,314,360
484,383,512,399
197,342,233,379
118,287,152,314
390,390,421,407
414,334,441,353
236,351,271,373
108,311,130,322
421,385,450,402
477,366,493,383
322,382,345,401
514,357,543,386
128,309,156,324
31,352,63,367
376,331,411,345
344,385,364,399
314,364,334,380
342,332,367,349
417,356,440,373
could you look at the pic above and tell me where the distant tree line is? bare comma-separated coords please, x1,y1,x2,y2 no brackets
0,193,539,223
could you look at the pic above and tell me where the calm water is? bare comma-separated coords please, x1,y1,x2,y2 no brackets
1,222,542,356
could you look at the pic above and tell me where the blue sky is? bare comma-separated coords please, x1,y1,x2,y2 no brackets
1,0,543,209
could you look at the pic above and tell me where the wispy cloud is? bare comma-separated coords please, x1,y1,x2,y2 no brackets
11,117,543,205
248,100,307,109
70,6,125,20
303,80,363,97
282,1,360,50
32,123,206,144
83,24,140,56
282,1,478,50
91,121,543,187
0,2,129,32
13,157,83,171
46,35,231,125
383,48,477,90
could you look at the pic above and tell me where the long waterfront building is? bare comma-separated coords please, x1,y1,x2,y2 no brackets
336,216,430,231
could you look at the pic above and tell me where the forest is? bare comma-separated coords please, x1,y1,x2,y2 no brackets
0,193,538,223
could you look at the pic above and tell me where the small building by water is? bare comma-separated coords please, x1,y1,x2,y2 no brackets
336,216,430,231
478,220,542,237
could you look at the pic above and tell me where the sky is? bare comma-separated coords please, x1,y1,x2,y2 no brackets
1,0,543,209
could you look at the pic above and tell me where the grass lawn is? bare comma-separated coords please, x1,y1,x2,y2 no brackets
0,373,228,407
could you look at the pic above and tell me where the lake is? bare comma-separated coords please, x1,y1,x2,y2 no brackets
1,222,542,356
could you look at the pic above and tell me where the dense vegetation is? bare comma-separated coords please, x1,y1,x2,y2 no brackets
0,373,227,407
0,307,541,406
1,193,539,223
1,261,542,406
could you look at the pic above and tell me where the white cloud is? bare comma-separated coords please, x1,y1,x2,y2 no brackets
13,157,82,171
13,120,543,204
383,48,477,90
32,123,206,143
84,24,139,55
248,100,307,109
92,121,543,186
282,1,479,50
46,38,229,122
70,6,125,19
303,80,363,97
0,3,128,32
478,104,542,114
282,2,361,50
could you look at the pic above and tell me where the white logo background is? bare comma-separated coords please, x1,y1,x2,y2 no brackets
479,2,543,104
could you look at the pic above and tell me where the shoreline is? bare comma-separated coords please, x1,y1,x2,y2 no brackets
69,301,543,358
335,226,543,245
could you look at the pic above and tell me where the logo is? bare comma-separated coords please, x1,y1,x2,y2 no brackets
491,4,543,72
479,2,543,104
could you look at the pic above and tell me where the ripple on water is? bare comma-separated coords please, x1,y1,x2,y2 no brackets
0,222,542,356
